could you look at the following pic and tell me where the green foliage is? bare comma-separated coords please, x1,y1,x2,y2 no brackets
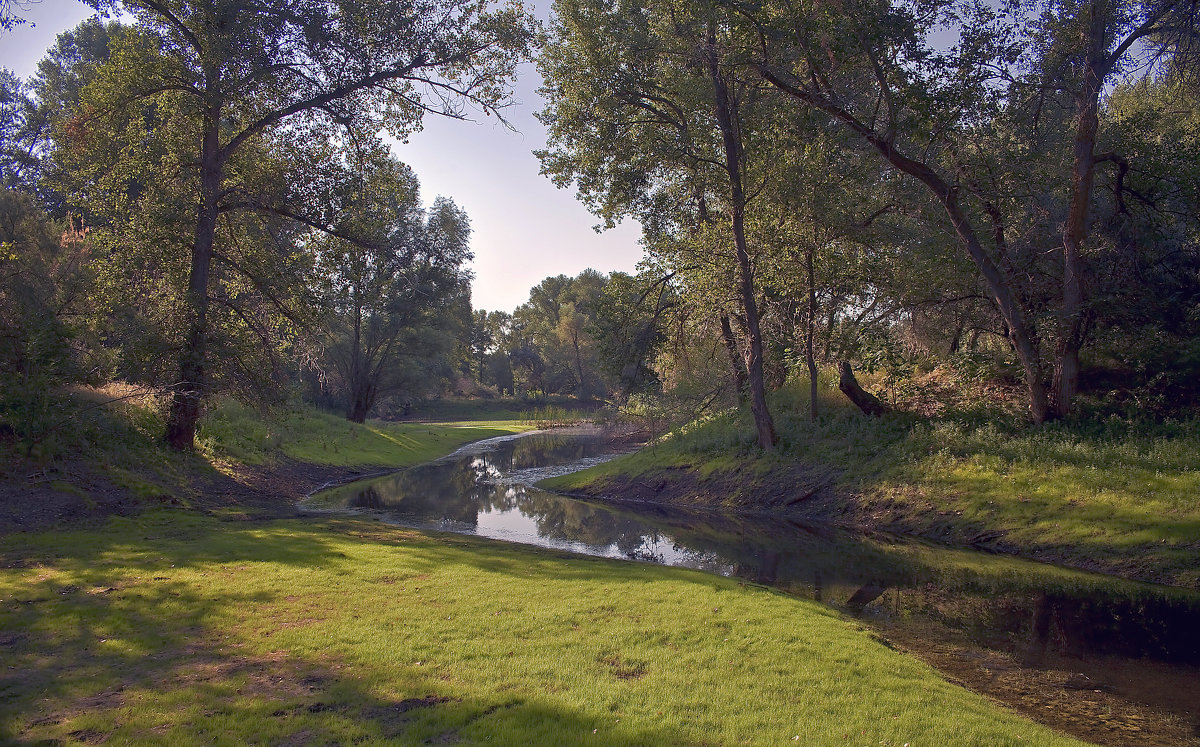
34,0,538,446
307,149,473,422
535,0,1200,426
0,69,39,191
400,395,605,425
0,511,1082,745
0,189,103,443
501,270,612,398
587,270,674,399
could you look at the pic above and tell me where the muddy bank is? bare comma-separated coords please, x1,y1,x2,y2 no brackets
557,464,1197,590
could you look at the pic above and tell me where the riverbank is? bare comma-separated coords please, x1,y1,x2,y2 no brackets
0,509,1086,745
0,388,532,533
0,388,1187,744
540,386,1200,589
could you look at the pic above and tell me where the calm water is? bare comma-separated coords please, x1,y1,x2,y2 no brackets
306,428,1200,737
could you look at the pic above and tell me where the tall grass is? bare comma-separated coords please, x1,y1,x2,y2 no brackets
402,395,605,424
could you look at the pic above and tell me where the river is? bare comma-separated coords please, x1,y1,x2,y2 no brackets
305,427,1200,746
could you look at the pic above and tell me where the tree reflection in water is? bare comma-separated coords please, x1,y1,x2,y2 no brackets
307,429,1200,723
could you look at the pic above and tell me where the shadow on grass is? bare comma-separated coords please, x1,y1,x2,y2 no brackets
0,512,702,745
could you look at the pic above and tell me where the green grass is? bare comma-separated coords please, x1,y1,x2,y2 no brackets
197,400,533,467
0,385,204,495
0,509,1084,746
544,382,1200,587
1,389,534,525
402,395,605,425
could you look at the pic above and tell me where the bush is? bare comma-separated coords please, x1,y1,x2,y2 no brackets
0,189,100,445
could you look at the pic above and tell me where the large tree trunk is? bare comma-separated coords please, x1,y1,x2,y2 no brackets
1054,26,1105,418
347,380,375,423
838,361,890,417
165,108,222,450
942,190,1051,424
344,299,372,422
709,31,777,449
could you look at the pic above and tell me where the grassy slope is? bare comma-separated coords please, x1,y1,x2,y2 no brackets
197,399,532,468
0,389,534,531
0,510,1083,746
543,384,1200,588
400,395,605,425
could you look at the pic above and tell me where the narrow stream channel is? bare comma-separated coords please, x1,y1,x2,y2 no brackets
305,428,1200,746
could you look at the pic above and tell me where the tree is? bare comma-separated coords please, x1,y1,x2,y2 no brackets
0,19,134,207
538,0,780,446
0,0,34,32
0,189,98,439
510,270,610,398
0,70,38,192
66,0,535,448
468,309,492,383
746,0,1200,420
1082,71,1200,406
588,270,676,400
468,309,512,391
313,152,472,422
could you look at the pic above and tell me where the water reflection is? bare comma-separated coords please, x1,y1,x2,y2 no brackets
309,430,1200,673
310,430,1200,740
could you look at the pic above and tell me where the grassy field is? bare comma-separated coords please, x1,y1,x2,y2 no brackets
0,509,1084,746
197,399,533,467
399,395,605,426
543,381,1200,588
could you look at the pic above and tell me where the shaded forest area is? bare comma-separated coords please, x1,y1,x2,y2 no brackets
2,0,1200,462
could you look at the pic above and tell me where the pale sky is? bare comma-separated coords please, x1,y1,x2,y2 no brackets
0,0,644,312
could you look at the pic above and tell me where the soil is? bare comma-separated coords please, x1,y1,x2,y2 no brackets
877,619,1200,747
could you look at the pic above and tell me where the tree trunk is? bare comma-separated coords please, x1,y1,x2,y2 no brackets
708,31,777,449
838,361,890,417
760,70,1052,423
720,314,749,406
572,331,587,399
916,168,1050,422
347,381,374,423
949,320,964,355
342,298,379,422
164,106,222,450
1054,26,1105,418
805,247,819,421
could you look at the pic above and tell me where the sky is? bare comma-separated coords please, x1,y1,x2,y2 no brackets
0,0,645,313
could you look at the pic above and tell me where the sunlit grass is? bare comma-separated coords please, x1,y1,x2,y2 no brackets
197,400,533,467
0,510,1083,746
402,395,604,424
